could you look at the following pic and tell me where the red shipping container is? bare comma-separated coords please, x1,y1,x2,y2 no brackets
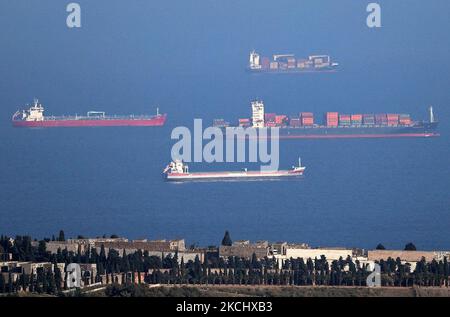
325,112,339,126
387,114,399,125
275,115,287,124
238,118,251,127
265,113,276,121
399,119,411,125
326,112,339,118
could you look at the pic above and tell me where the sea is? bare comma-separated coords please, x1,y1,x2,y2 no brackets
0,0,449,250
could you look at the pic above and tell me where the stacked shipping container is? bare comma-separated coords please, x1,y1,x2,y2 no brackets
275,115,287,125
264,113,276,122
339,114,351,126
214,111,413,129
238,118,251,127
399,114,411,125
351,114,363,125
375,114,388,125
325,112,339,127
269,62,278,70
300,112,314,126
363,114,375,125
387,114,399,126
213,119,229,128
289,117,301,127
287,57,296,69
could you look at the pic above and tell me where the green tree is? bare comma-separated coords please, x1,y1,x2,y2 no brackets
221,231,232,246
54,268,62,292
58,230,66,242
404,242,417,251
121,249,130,272
376,243,386,250
0,274,5,293
37,240,48,261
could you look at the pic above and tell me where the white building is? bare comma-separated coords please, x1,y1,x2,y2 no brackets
251,100,265,128
249,50,261,69
284,247,353,262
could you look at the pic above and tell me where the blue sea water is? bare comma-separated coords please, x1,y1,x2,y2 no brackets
0,0,449,250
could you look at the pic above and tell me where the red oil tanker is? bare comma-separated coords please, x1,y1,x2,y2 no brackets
12,99,167,128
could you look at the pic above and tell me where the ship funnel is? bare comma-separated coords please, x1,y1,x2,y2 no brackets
429,106,435,123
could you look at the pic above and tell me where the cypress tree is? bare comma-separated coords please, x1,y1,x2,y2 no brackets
58,230,65,242
0,274,5,293
221,231,232,246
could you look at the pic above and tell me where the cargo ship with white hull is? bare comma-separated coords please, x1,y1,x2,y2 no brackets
212,100,439,140
163,159,305,181
12,99,167,128
248,50,339,73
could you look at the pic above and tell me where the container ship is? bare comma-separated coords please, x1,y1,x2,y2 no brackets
12,99,167,128
163,159,305,181
248,50,339,73
212,100,439,139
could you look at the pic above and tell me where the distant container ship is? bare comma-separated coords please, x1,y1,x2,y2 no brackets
163,159,305,181
212,100,439,139
248,50,339,73
12,99,167,128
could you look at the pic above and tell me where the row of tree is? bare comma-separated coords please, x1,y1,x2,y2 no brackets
1,233,449,296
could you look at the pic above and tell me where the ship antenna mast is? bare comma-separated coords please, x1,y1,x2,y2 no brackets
298,157,302,167
429,106,434,123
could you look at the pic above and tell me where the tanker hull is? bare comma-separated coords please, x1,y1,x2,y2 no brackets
12,115,167,128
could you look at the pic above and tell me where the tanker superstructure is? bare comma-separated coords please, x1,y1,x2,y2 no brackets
248,50,339,73
212,100,439,139
163,159,305,181
12,99,167,128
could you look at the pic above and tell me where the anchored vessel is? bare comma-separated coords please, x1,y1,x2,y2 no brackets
212,100,439,139
12,99,167,128
163,159,305,181
248,50,339,73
